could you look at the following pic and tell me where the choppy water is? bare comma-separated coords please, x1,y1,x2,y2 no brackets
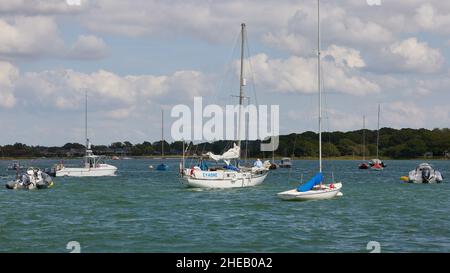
0,158,449,253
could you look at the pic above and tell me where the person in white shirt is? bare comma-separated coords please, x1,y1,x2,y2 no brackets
254,158,263,168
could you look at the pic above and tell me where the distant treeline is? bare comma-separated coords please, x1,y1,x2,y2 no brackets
1,128,450,159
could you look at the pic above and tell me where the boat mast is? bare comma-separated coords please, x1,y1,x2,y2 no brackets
237,23,245,158
85,89,88,149
376,104,380,159
272,118,275,163
161,109,164,159
317,0,322,173
85,89,89,166
363,115,366,161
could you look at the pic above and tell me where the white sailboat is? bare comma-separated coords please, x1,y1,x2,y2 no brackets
180,23,269,188
278,0,342,201
156,109,169,171
55,91,117,177
370,104,385,170
358,115,369,169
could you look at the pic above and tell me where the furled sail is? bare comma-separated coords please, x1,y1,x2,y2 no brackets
205,143,240,165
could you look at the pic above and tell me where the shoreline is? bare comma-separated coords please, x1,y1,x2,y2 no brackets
1,156,449,161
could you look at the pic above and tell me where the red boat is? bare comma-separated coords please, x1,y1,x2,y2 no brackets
371,163,383,171
358,162,369,169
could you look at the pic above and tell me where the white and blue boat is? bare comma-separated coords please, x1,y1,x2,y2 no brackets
277,0,343,201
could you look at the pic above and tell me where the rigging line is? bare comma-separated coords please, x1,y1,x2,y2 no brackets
212,30,241,107
244,28,259,107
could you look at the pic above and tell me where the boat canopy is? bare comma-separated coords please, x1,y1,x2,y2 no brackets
204,143,240,165
297,172,323,192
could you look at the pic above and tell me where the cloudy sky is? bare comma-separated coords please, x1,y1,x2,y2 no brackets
0,0,449,146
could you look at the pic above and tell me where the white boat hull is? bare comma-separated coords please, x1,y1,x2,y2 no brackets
277,183,343,201
407,163,443,184
56,164,117,177
181,169,268,188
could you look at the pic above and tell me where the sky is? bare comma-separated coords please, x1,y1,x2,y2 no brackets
0,0,450,146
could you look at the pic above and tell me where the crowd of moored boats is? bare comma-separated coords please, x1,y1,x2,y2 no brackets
2,1,445,200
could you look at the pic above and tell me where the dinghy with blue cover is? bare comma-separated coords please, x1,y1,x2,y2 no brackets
277,173,342,201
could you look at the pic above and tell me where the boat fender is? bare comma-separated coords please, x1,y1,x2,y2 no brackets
329,183,334,189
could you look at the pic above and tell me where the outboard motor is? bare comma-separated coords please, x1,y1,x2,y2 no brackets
421,168,431,183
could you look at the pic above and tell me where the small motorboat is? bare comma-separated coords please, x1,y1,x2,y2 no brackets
358,162,369,169
369,159,385,170
279,157,292,168
156,163,169,171
407,163,443,184
111,156,120,160
277,173,343,201
5,167,54,190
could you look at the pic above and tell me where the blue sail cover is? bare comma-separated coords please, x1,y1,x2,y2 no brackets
224,165,239,171
199,160,208,171
297,172,323,192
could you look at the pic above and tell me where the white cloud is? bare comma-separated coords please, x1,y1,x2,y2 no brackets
387,38,444,73
383,101,427,128
0,16,108,60
0,16,64,57
0,0,86,15
0,61,18,108
0,61,19,108
248,53,379,96
15,68,211,112
323,45,366,68
415,4,450,34
103,107,135,119
68,35,109,60
262,32,313,56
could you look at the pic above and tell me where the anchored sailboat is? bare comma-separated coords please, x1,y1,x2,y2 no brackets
55,91,117,177
358,115,369,169
156,109,169,171
180,23,269,188
278,0,342,201
370,104,385,170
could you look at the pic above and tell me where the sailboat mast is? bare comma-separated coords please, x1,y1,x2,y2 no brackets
161,109,164,158
376,104,380,159
84,89,88,166
85,90,88,148
317,0,322,173
363,115,366,161
237,23,245,156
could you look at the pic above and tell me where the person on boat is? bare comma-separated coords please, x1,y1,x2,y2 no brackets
254,158,263,168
